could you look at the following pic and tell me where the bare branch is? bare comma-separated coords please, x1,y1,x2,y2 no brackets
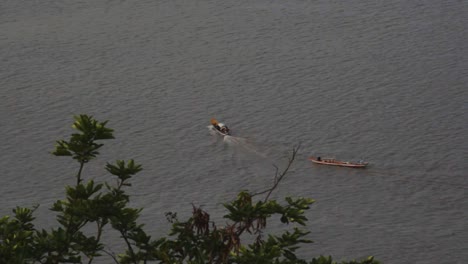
252,145,300,201
102,248,119,264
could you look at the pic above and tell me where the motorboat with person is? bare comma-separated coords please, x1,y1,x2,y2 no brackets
210,118,230,136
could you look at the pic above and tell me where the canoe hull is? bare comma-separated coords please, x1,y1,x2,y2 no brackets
308,157,368,168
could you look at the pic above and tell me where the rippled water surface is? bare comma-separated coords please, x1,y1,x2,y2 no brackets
1,1,467,263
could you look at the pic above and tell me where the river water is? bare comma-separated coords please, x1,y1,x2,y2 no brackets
1,1,467,263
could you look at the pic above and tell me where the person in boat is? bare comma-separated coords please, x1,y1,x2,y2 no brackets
317,156,321,161
220,126,229,134
215,122,229,134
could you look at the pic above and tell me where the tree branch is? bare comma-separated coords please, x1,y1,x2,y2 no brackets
76,161,85,186
252,145,300,202
102,248,120,264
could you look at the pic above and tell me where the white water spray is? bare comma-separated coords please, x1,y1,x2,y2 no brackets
223,135,268,158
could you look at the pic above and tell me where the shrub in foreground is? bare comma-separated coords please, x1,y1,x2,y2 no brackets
0,115,379,264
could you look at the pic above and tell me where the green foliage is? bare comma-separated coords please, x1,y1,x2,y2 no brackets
0,207,37,264
53,114,114,163
106,159,143,188
0,115,381,264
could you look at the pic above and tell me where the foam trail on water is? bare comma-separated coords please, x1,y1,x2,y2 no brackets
207,126,269,159
223,135,268,158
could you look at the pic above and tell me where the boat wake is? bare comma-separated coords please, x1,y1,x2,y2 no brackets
207,126,299,188
223,135,268,158
207,125,268,159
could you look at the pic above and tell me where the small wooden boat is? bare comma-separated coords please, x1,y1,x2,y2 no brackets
210,118,230,136
308,156,368,168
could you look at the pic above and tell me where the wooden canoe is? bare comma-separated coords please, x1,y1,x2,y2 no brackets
308,156,368,168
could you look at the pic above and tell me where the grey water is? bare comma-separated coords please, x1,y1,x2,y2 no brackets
1,0,467,263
